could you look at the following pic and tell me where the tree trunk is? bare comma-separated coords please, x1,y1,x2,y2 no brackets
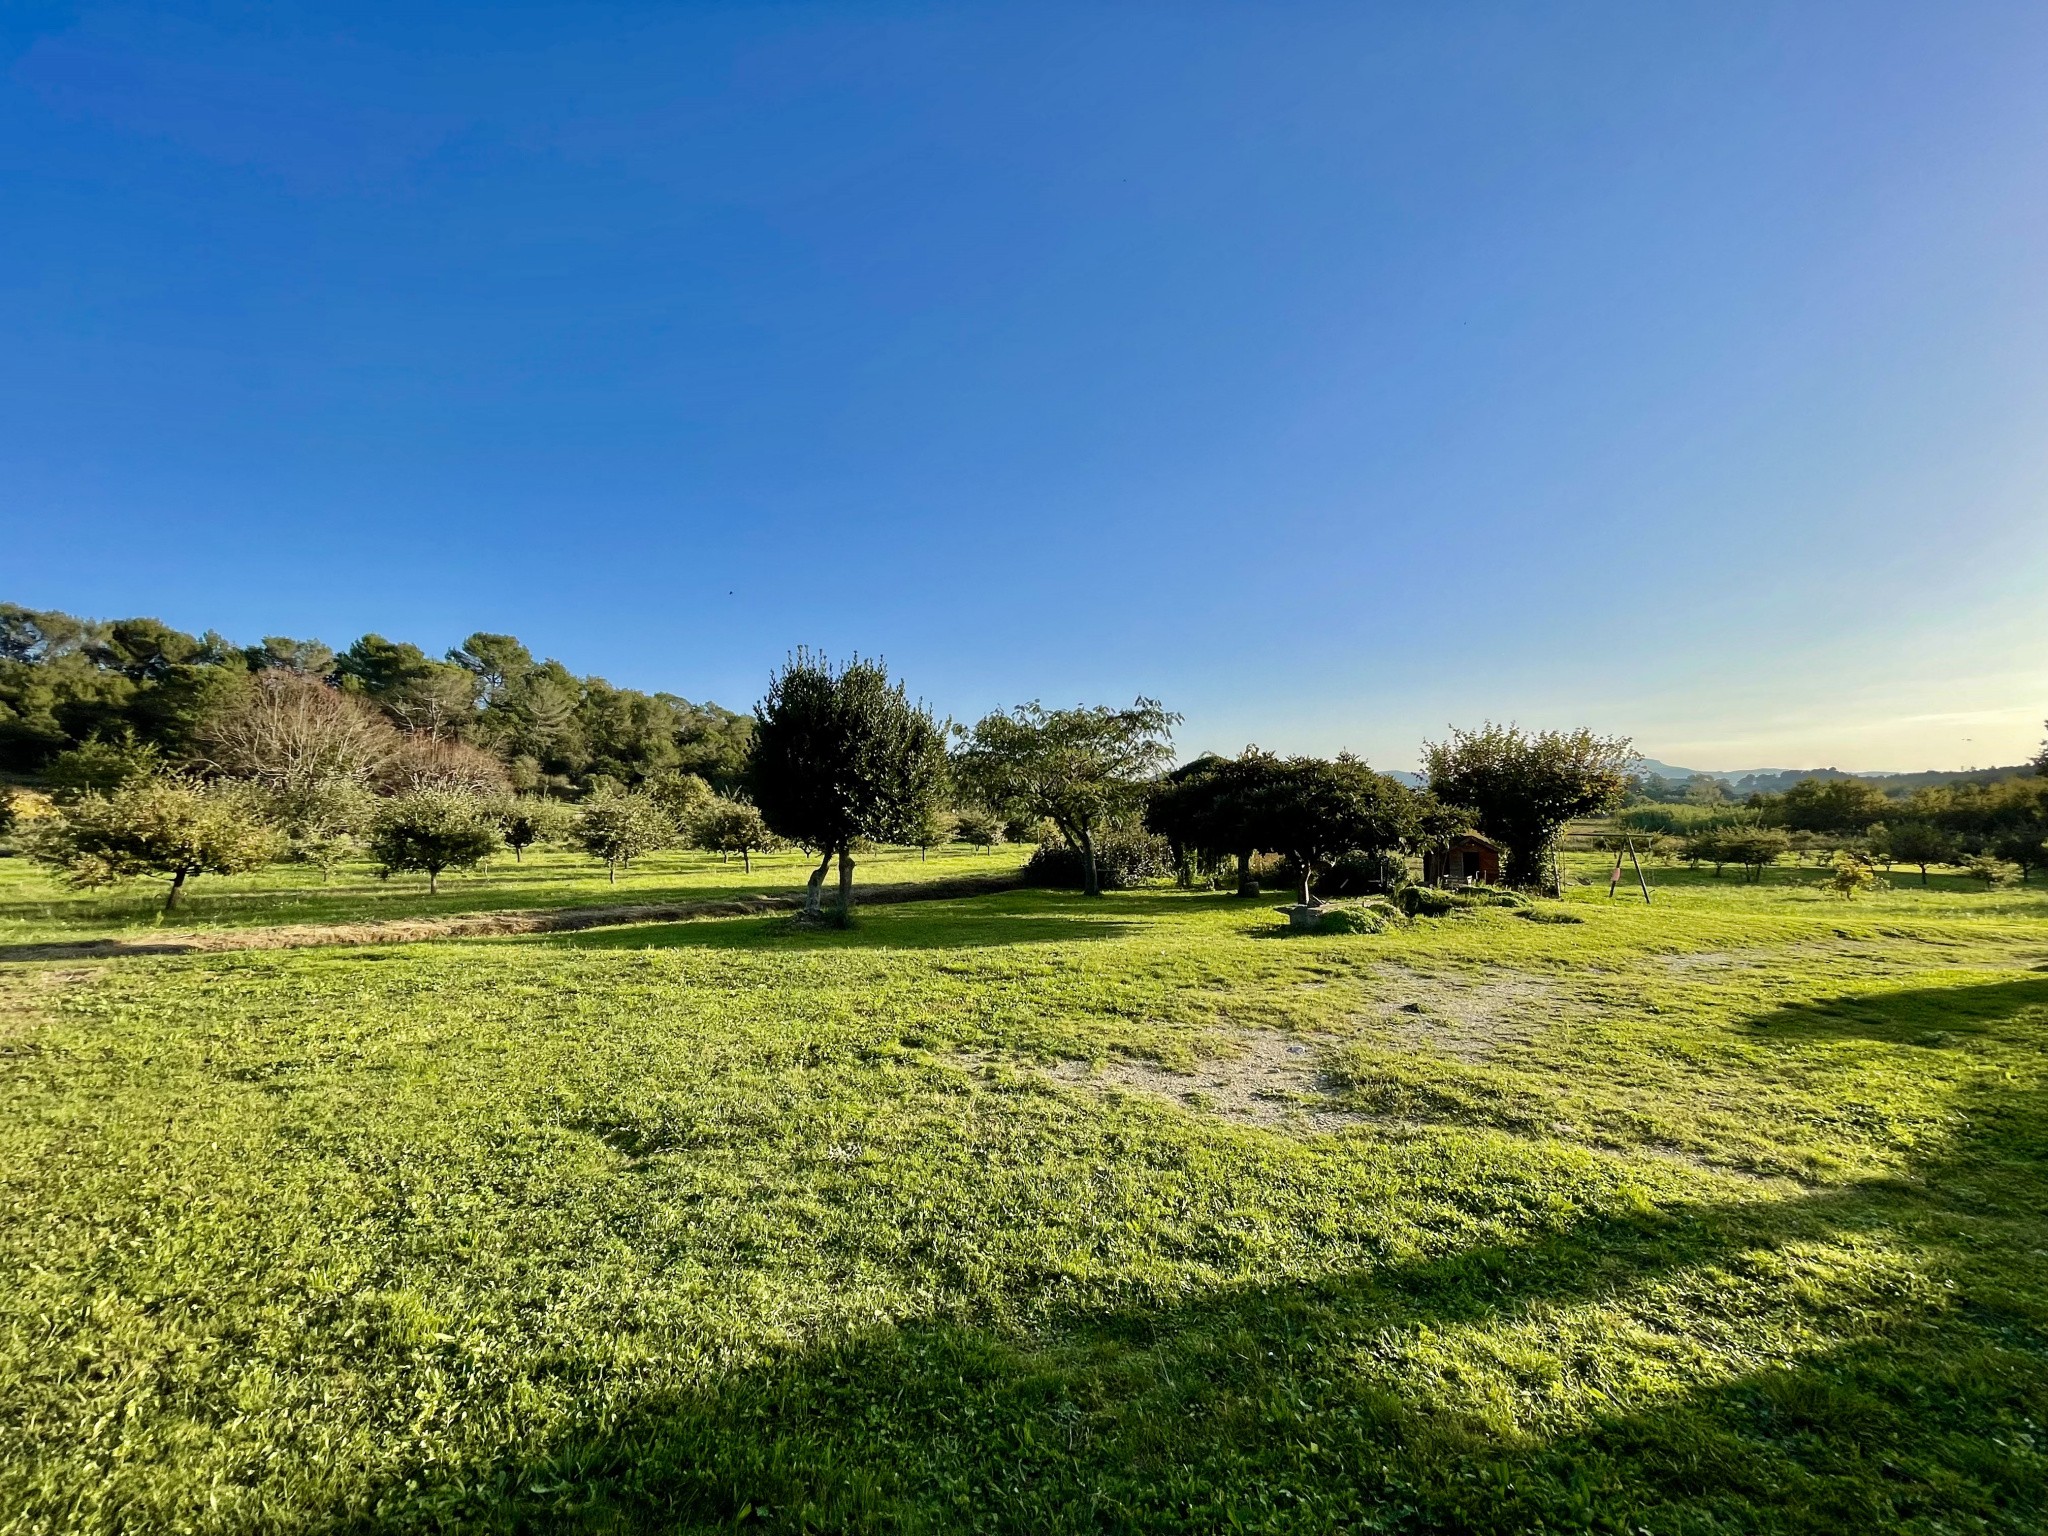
429,869,440,894
836,848,856,924
606,862,617,886
1235,849,1258,898
164,867,188,911
1299,864,1314,906
1079,825,1100,897
920,846,927,862
513,845,523,863
741,849,751,873
805,850,832,917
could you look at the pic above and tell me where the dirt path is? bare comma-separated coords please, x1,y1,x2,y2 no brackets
0,871,1029,963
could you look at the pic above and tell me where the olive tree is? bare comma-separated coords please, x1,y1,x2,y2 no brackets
573,790,671,884
368,790,502,893
25,776,281,910
1421,724,1635,888
746,651,948,922
956,699,1178,897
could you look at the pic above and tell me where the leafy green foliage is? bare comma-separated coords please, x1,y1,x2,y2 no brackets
22,775,281,908
960,699,1179,896
1249,755,1416,905
747,651,948,919
1422,724,1635,886
367,790,502,894
692,797,778,873
1887,821,1955,885
573,790,672,884
496,795,574,863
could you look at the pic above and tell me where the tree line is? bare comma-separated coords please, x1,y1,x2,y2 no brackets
0,604,752,794
5,620,1649,919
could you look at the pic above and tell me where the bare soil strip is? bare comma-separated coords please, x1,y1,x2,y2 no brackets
0,871,1028,963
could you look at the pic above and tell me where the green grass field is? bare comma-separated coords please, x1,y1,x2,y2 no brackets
0,842,1031,947
2,856,2044,1533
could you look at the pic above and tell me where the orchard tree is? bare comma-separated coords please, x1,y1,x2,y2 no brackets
573,790,672,884
1717,826,1789,883
694,797,776,872
905,803,955,861
25,776,281,910
1422,724,1635,887
1887,821,1953,886
497,794,573,862
1990,829,2047,884
368,790,502,893
1252,756,1416,907
747,651,948,922
953,806,1003,853
957,699,1178,897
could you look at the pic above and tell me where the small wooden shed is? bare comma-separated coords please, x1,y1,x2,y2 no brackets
1424,833,1501,887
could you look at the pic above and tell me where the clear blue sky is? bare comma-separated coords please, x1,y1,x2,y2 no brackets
6,2,2045,771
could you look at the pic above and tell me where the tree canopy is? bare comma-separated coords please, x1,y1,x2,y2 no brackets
1251,755,1417,906
25,776,281,909
956,699,1178,897
747,651,947,919
1422,723,1635,887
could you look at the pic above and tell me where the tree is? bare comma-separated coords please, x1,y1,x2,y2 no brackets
380,734,511,796
336,635,477,737
243,636,336,676
43,737,161,801
198,670,397,791
956,699,1178,897
1887,822,1953,886
694,797,777,873
1961,853,2018,889
1250,755,1416,907
573,790,671,885
1767,776,1892,835
904,803,956,861
1990,829,2047,884
647,770,715,834
1421,724,1635,888
367,790,501,894
954,805,1004,853
1717,826,1789,883
497,795,573,862
747,651,948,922
1828,851,1884,900
25,776,281,910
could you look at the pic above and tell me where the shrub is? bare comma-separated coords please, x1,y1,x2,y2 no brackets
1828,851,1887,900
1398,885,1457,918
1307,904,1390,935
1517,905,1585,924
1023,826,1172,890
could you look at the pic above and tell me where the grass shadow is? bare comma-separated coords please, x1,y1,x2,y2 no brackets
552,909,1145,952
309,1059,2048,1534
1745,975,2048,1044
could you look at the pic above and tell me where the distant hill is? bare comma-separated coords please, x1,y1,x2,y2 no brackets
1636,758,2034,797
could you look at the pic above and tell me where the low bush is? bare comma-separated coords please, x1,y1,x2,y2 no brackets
1308,904,1390,935
1023,826,1173,890
1398,885,1458,918
1517,905,1585,924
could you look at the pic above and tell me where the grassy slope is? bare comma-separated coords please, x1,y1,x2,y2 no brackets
1,860,2044,1533
0,843,1031,946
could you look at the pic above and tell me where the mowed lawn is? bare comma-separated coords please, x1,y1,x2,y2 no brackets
0,842,1031,948
2,861,2045,1533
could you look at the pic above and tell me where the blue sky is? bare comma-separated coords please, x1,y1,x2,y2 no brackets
5,2,2045,772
